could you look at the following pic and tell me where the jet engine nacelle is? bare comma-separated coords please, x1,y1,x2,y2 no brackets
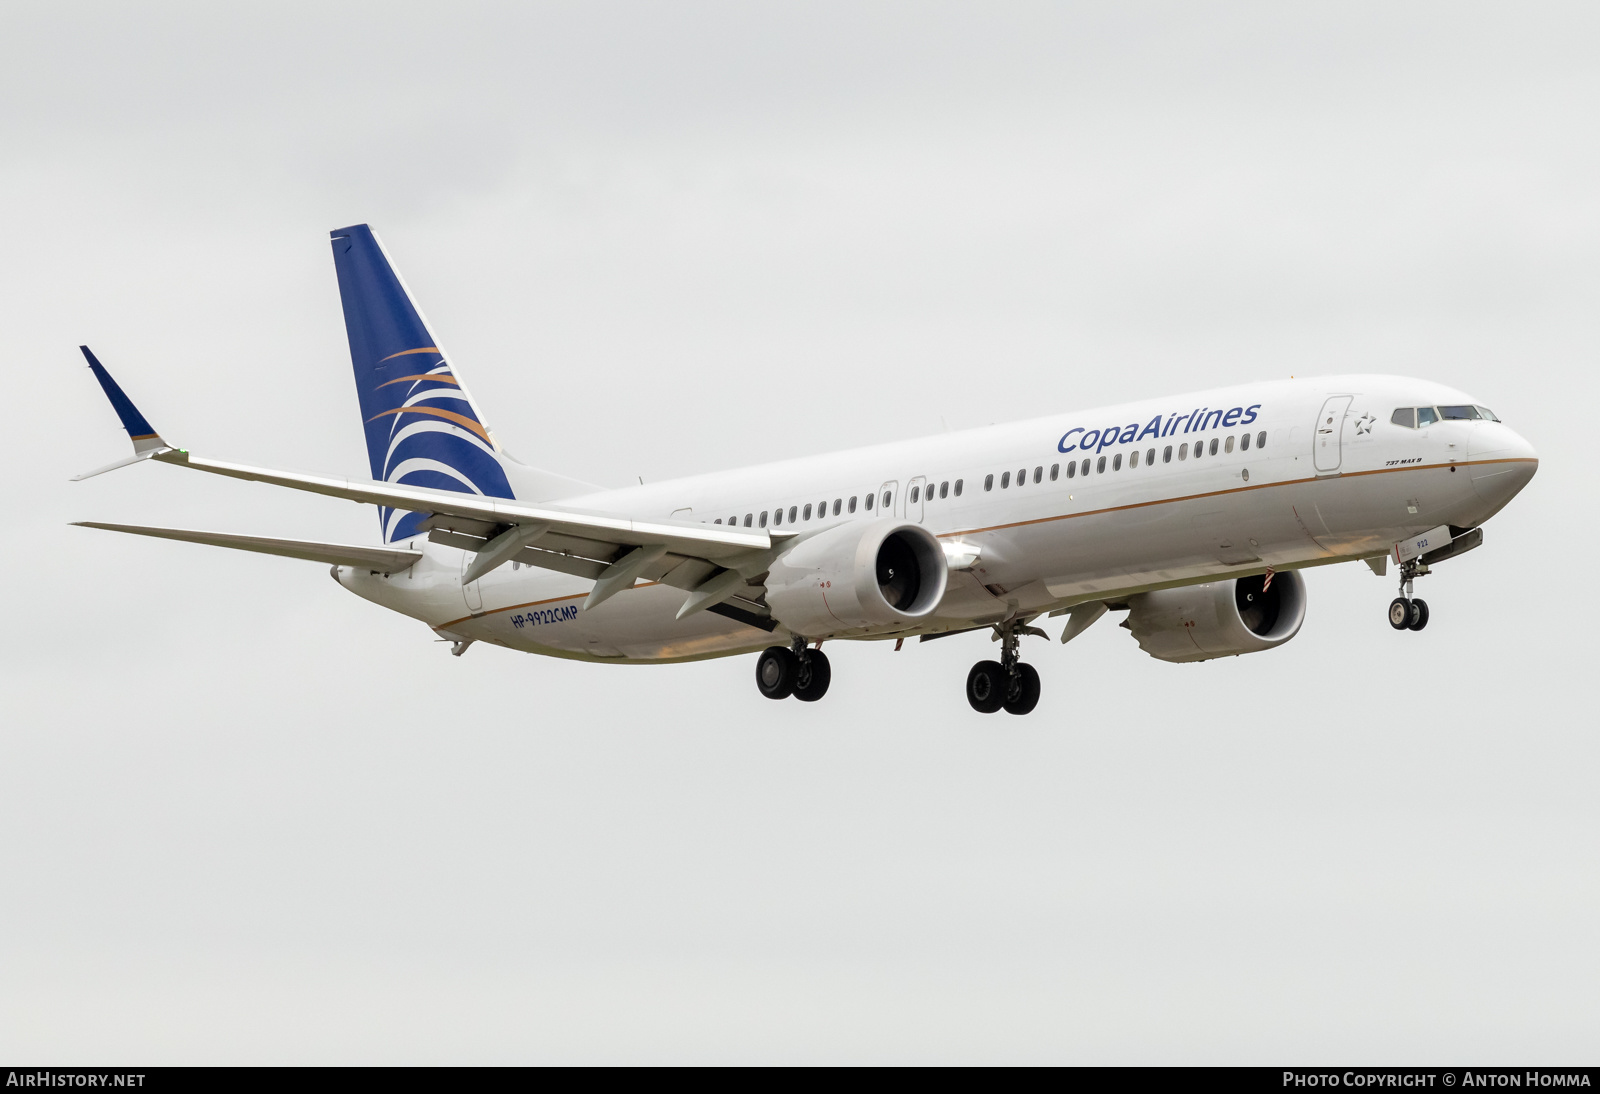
1124,571,1306,663
764,520,948,636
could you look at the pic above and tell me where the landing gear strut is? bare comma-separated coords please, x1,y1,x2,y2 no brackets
966,618,1043,715
756,637,832,702
1388,559,1431,632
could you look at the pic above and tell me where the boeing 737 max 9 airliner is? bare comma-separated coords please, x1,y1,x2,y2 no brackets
71,225,1538,714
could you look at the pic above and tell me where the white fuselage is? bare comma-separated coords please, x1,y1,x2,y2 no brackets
337,374,1538,662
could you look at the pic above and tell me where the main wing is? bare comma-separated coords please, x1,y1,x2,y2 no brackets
72,348,782,619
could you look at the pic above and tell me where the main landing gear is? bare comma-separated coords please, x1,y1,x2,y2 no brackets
966,618,1044,716
756,638,832,702
1388,559,1431,632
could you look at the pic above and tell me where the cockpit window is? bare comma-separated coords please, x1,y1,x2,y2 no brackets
1394,404,1499,428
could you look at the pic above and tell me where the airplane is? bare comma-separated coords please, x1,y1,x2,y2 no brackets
71,224,1539,715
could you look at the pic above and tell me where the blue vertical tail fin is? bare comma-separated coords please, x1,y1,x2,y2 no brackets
330,224,600,541
330,224,518,542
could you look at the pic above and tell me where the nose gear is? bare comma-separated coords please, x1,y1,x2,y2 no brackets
1388,559,1432,632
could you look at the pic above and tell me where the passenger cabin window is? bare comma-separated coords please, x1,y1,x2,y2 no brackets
1256,431,1267,448
715,518,722,524
1033,466,1043,484
1096,456,1106,474
1163,445,1172,463
773,508,782,526
788,506,797,523
1080,459,1090,476
1225,436,1235,453
834,499,842,515
1001,471,1010,488
909,486,919,504
954,479,963,496
881,491,891,509
1240,433,1251,450
803,503,813,520
1050,463,1059,481
759,512,768,528
848,496,857,513
1145,448,1155,465
940,481,949,498
1112,453,1122,471
985,474,994,491
1017,468,1026,486
1179,443,1189,460
744,514,753,527
1066,461,1076,478
1130,450,1139,468
865,493,874,510
1209,438,1219,455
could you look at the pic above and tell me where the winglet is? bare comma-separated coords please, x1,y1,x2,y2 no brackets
73,346,174,480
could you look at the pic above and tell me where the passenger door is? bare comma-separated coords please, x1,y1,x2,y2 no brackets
1313,395,1353,474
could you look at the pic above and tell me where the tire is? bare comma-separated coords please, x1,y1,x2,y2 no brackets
1388,598,1412,630
1003,662,1041,716
966,660,1006,714
792,649,832,702
755,646,798,700
1408,598,1430,631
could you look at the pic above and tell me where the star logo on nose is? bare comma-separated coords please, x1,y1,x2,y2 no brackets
1354,412,1376,435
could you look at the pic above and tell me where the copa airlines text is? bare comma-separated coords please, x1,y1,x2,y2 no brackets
71,224,1538,715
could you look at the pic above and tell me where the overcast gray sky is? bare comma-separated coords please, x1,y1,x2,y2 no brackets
3,1,1596,1063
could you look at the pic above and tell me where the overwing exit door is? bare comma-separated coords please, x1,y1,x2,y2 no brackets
1313,395,1353,474
877,481,899,519
905,476,926,522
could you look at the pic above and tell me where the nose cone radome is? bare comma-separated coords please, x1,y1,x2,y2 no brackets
1466,423,1538,516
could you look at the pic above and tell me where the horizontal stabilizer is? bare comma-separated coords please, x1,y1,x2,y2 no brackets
72,522,422,572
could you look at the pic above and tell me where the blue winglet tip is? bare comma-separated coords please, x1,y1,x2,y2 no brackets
79,345,160,442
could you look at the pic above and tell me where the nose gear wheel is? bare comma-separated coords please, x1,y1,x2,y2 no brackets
1388,559,1435,632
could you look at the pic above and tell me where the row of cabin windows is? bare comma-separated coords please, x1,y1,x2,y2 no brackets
983,431,1269,489
703,430,1273,524
711,482,914,528
709,477,974,527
